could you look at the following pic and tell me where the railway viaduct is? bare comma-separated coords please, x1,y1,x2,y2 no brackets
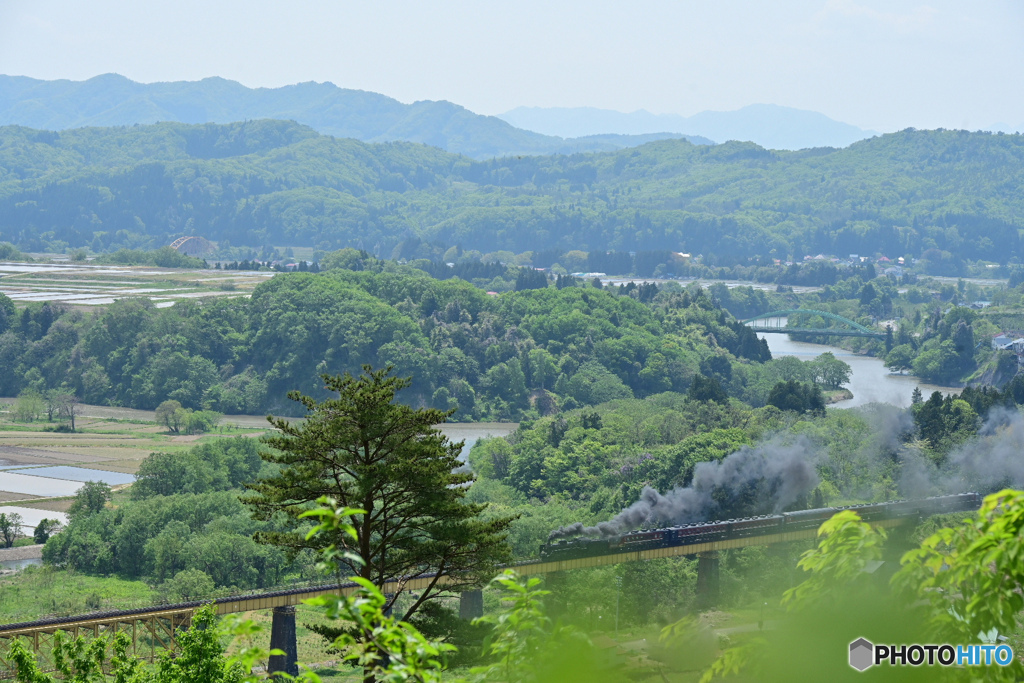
0,516,914,678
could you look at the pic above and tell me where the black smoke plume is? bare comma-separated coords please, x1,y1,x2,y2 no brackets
548,436,820,541
900,406,1024,497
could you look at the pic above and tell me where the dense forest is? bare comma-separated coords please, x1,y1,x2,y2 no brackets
2,121,1024,272
12,242,1016,418
42,439,297,595
0,255,796,418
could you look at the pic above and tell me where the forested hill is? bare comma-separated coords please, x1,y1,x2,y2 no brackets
2,120,1024,267
0,264,773,420
0,74,707,159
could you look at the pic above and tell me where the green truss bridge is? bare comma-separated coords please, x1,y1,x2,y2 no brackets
741,310,887,339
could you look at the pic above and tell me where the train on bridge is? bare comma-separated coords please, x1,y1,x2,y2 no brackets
539,493,980,562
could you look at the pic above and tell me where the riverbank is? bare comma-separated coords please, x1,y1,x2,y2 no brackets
0,544,42,562
824,389,854,404
759,334,961,408
0,544,43,574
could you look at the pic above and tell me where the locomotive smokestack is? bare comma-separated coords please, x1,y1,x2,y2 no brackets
547,522,585,541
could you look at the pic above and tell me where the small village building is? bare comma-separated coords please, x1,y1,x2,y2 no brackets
992,334,1017,350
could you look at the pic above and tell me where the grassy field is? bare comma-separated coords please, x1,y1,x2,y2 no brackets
0,566,155,623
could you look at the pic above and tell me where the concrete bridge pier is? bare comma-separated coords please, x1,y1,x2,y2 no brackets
268,605,298,679
459,589,484,620
695,551,720,609
544,571,568,619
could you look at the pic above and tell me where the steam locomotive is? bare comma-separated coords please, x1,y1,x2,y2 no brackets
538,492,980,562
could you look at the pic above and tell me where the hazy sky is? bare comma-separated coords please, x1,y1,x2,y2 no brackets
0,0,1021,132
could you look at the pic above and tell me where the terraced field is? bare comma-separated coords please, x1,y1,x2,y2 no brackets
0,409,268,516
0,261,274,308
0,401,515,511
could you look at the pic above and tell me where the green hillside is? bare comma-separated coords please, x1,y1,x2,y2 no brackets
0,259,777,419
1,120,1023,269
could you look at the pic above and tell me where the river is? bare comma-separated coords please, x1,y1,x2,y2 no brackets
440,422,519,460
0,558,41,571
758,333,961,409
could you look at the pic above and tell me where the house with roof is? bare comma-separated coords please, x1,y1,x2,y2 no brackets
992,334,1018,350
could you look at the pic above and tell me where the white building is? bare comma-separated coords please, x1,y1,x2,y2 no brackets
992,334,1017,350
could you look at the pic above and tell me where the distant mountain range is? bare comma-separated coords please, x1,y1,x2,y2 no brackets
0,74,902,155
499,104,879,150
0,74,712,159
986,122,1024,134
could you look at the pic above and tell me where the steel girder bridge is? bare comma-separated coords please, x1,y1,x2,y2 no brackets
0,517,912,678
741,309,887,339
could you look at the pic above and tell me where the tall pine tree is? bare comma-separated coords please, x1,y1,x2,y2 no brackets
245,366,514,620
